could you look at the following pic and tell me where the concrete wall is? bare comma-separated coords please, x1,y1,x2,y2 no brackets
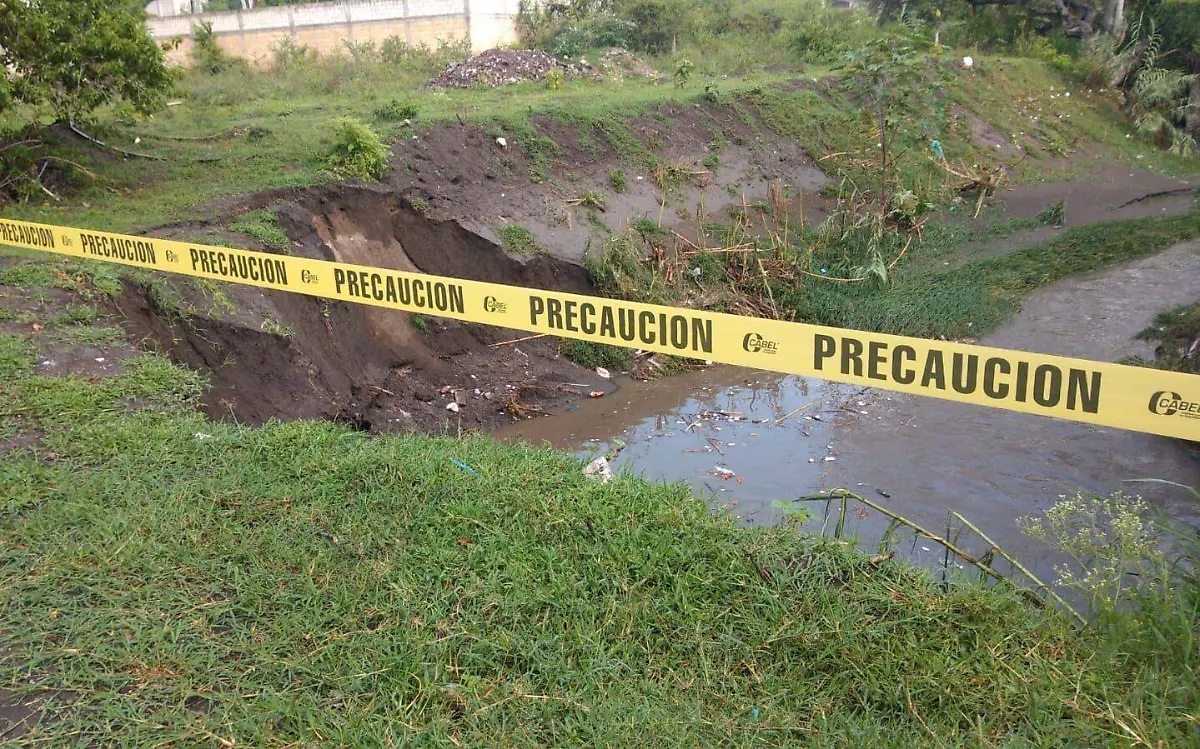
148,0,522,66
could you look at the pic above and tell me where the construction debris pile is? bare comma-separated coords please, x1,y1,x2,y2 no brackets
430,49,585,88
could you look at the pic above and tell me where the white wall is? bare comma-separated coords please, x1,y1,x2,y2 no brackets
147,0,520,63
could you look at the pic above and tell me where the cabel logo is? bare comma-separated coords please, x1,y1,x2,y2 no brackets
483,296,507,314
1149,391,1200,419
742,332,778,355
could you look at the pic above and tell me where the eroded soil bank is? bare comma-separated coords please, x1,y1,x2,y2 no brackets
119,186,614,434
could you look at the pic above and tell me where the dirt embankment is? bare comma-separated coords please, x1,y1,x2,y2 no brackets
386,100,831,263
106,97,836,436
121,186,613,434
68,91,1196,439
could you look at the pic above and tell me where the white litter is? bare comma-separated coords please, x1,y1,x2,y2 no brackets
496,137,507,148
962,56,974,67
584,456,613,483
595,367,611,379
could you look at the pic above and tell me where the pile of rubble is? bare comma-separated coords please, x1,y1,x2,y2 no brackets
430,48,583,88
598,47,661,81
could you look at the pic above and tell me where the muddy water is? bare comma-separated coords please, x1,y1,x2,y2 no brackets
498,242,1200,574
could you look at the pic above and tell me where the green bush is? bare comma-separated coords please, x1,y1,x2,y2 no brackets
373,99,419,121
191,21,243,75
326,118,390,181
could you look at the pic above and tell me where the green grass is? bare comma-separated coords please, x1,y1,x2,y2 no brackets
1137,300,1200,375
780,212,1200,339
497,224,542,256
557,338,631,372
227,209,291,252
1,335,1199,745
593,210,1200,341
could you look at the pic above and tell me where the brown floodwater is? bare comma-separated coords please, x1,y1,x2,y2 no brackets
497,242,1200,578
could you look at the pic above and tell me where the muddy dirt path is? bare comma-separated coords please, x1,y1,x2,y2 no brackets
499,241,1200,573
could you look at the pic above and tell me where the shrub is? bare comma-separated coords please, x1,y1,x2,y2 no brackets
270,36,313,70
326,118,390,181
191,21,241,75
373,99,419,121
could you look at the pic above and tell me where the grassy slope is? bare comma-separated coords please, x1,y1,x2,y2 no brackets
0,54,1187,235
1,333,1197,746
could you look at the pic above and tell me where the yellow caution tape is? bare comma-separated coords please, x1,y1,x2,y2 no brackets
1,217,1197,440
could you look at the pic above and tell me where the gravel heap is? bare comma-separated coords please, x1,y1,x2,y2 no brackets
430,49,574,88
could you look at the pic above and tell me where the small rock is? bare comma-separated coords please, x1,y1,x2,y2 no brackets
454,390,468,406
439,385,454,395
446,402,460,413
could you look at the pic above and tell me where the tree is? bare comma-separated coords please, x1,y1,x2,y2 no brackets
0,0,172,121
961,0,1121,38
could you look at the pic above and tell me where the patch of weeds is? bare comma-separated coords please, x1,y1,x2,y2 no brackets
703,132,726,171
51,305,100,326
649,160,693,192
410,196,430,214
497,225,541,256
326,117,390,181
609,170,628,193
411,315,429,334
51,325,125,348
557,338,630,371
563,172,579,183
193,278,238,317
569,190,606,211
0,263,64,289
373,99,418,121
260,316,295,339
0,332,34,380
228,209,291,252
1136,301,1200,375
631,217,667,237
586,211,608,231
1036,198,1067,226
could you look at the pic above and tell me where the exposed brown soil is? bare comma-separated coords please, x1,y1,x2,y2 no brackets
387,99,831,263
120,186,614,435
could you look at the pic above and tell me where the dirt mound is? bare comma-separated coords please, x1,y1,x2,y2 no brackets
125,186,612,434
430,48,589,88
598,48,659,81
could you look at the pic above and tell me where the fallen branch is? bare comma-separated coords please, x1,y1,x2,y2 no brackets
489,333,548,347
775,400,815,424
797,490,1006,582
951,512,1086,627
69,121,166,161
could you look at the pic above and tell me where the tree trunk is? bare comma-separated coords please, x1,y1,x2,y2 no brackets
1103,0,1124,36
1188,76,1200,139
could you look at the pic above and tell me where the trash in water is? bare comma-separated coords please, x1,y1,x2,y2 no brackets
589,391,605,398
921,546,931,552
823,456,836,462
713,466,736,480
595,367,611,379
876,489,891,499
566,405,579,412
583,456,613,483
